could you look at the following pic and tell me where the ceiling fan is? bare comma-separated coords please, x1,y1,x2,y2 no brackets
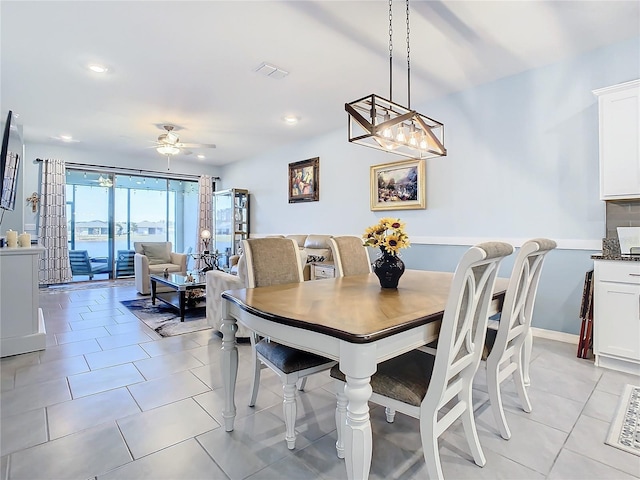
152,125,216,169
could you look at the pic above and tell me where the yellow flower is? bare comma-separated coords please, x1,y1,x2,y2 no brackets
362,218,410,255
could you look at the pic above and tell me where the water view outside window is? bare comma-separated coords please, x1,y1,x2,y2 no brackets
65,169,199,280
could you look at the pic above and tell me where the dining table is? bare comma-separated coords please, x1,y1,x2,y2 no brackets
220,269,509,479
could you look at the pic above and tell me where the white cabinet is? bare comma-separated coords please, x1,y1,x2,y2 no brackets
311,263,336,280
593,79,640,200
0,247,46,357
593,260,640,374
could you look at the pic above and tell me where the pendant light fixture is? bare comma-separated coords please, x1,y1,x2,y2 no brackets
346,0,446,159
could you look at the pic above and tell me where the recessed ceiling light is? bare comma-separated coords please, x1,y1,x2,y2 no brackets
88,64,108,74
51,134,79,143
283,115,299,125
197,154,206,160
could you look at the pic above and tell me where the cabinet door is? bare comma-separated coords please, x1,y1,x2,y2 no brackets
594,281,640,360
599,83,640,199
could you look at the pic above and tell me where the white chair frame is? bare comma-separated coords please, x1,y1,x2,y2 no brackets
485,238,556,440
243,237,336,449
333,242,513,480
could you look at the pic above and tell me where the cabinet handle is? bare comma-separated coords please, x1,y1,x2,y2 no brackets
630,273,640,277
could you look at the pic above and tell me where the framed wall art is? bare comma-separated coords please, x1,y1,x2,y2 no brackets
370,158,425,211
288,157,319,203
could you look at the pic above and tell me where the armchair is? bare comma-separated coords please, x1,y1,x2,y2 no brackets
134,242,187,295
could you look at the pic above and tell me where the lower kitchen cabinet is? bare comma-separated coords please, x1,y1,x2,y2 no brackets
593,259,640,374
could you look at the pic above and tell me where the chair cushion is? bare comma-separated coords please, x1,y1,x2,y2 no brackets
148,263,182,274
256,339,333,374
142,243,171,265
331,349,435,407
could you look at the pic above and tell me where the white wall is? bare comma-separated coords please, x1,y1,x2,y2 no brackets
218,36,640,335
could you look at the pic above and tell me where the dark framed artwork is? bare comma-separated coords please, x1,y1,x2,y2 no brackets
288,157,319,203
370,158,426,211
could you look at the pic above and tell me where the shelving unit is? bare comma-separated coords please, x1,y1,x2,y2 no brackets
213,188,249,268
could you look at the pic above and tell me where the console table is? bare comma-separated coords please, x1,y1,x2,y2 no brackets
0,247,46,357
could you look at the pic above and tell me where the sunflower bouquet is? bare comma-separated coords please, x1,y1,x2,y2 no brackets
363,217,410,255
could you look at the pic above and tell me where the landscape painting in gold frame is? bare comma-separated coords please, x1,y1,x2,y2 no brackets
370,158,425,211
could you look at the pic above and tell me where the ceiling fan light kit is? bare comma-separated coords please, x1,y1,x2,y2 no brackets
346,0,446,159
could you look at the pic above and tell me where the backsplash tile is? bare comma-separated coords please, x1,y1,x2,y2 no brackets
606,200,640,238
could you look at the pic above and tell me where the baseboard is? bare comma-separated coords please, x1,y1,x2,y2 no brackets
531,327,578,345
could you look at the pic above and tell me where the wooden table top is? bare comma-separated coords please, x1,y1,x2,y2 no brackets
222,270,509,344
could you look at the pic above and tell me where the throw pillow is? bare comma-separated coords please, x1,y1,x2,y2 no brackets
142,243,171,265
306,255,325,264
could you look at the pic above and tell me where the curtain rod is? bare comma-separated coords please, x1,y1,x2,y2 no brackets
34,159,220,181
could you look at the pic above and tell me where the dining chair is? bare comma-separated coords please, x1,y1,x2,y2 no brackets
330,242,513,479
328,236,371,277
483,238,556,440
243,237,337,449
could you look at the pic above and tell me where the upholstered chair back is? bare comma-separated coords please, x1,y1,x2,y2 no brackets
242,238,304,288
329,236,371,277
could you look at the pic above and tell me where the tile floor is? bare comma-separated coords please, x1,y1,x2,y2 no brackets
1,281,640,479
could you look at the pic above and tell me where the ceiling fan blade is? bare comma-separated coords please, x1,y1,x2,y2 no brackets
179,143,216,149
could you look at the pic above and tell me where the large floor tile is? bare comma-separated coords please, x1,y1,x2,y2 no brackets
196,409,296,480
138,336,201,357
526,360,598,402
96,331,155,350
55,326,111,345
564,413,640,477
193,376,283,426
133,350,203,380
0,378,71,418
38,339,102,363
14,355,89,387
8,423,131,480
85,344,150,370
596,369,640,396
117,398,220,459
127,370,209,410
548,448,639,479
98,438,226,479
0,409,47,456
469,404,569,475
48,387,141,439
582,388,621,423
68,363,145,398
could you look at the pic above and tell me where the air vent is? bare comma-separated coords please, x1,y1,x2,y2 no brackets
254,62,289,79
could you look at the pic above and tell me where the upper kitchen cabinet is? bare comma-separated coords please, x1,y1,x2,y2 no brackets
593,79,640,200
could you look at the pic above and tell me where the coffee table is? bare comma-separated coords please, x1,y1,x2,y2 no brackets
150,273,207,321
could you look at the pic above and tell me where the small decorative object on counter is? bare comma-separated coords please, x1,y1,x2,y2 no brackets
363,217,410,289
18,233,31,247
5,230,17,248
185,272,195,283
163,268,169,277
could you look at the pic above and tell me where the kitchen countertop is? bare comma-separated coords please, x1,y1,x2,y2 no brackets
591,253,640,262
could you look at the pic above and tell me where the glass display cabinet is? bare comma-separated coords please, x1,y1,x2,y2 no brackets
213,188,249,268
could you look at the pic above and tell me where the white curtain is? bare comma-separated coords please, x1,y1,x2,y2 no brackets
38,159,72,284
195,175,214,270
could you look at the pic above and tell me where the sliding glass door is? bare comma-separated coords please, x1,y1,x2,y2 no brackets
66,169,200,281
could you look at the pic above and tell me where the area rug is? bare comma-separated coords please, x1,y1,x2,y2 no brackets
605,384,640,456
120,298,211,337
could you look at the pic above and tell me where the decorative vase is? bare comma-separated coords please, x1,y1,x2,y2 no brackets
373,247,405,289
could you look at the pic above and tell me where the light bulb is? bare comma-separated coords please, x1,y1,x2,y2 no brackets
419,135,428,150
396,125,406,143
381,112,392,138
408,125,418,146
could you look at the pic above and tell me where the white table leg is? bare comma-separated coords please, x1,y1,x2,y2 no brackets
221,301,239,432
340,342,376,480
